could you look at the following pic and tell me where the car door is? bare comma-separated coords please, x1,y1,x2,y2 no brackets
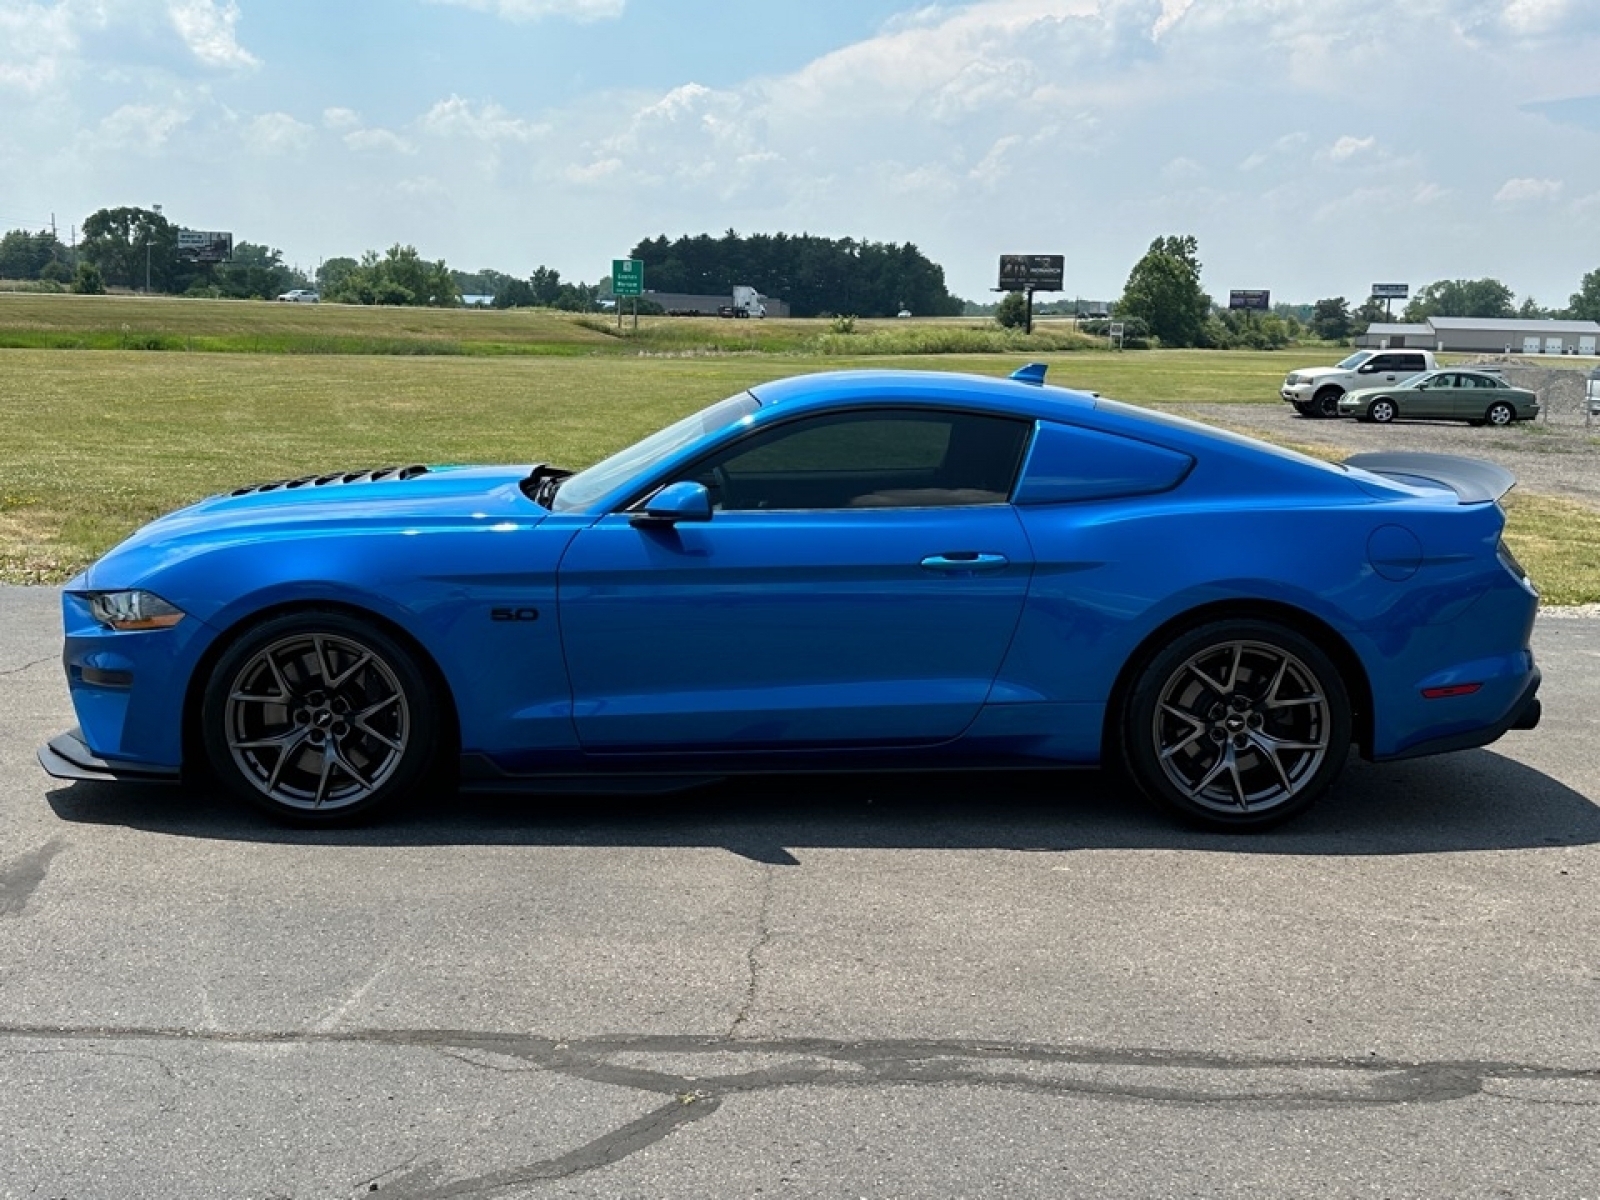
1361,353,1407,387
1415,372,1456,419
556,407,1036,753
1475,374,1515,419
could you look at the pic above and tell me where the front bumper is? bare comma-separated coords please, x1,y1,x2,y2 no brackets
38,727,182,784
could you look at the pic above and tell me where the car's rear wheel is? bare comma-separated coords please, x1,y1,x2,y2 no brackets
1485,402,1515,427
201,610,436,824
1314,388,1342,418
1368,398,1396,424
1122,620,1351,831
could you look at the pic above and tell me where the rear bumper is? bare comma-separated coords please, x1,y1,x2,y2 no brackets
37,728,182,785
1374,668,1541,762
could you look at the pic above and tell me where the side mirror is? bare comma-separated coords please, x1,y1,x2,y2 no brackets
632,480,713,526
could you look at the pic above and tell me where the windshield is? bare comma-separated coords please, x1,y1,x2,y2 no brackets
551,392,761,512
1335,352,1371,370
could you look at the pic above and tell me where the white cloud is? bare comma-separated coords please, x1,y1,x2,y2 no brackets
1239,132,1309,172
564,157,623,184
167,0,259,70
0,0,97,94
323,107,362,131
92,102,191,153
247,112,314,154
344,128,416,155
1494,176,1563,205
420,96,548,142
1327,135,1376,163
425,0,625,22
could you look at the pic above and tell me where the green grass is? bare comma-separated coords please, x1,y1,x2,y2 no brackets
1500,494,1600,607
2,307,1597,602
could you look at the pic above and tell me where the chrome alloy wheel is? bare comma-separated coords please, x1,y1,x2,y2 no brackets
223,631,411,811
1151,639,1333,816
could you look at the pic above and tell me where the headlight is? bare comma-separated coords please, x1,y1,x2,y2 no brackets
86,590,187,631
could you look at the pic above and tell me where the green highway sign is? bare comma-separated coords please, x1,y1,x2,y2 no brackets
612,258,644,297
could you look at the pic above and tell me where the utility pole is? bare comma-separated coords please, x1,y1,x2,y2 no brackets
145,204,162,294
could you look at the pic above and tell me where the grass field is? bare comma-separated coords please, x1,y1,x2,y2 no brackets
3,294,1598,602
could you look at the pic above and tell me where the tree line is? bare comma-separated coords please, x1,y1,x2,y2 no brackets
0,209,961,317
626,231,964,318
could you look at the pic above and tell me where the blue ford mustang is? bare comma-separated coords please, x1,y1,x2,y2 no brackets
40,365,1541,830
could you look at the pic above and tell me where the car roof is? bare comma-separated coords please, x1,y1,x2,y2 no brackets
747,369,1101,420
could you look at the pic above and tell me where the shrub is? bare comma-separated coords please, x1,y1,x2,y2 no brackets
994,292,1028,329
71,263,105,295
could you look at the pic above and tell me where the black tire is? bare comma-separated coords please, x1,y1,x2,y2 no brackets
1121,620,1351,831
1368,398,1397,424
1485,402,1515,427
1291,398,1315,417
1313,388,1342,418
201,610,437,824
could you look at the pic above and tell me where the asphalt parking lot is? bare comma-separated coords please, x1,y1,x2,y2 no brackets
3,582,1599,1199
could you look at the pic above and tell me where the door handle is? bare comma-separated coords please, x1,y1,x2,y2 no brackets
920,552,1009,573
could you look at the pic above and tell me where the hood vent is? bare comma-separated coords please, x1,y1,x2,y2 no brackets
227,464,431,498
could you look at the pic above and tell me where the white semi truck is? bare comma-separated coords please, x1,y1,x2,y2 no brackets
718,286,767,318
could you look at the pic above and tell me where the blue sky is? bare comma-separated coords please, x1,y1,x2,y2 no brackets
5,0,1600,307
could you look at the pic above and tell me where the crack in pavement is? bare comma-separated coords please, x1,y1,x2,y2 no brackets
727,864,776,1039
0,655,53,679
2,1023,1597,1197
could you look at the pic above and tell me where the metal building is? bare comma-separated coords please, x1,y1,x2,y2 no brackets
1357,317,1600,355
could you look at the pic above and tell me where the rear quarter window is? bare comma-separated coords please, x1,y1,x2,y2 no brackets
1013,422,1194,505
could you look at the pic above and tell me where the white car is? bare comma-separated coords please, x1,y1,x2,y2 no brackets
276,289,319,303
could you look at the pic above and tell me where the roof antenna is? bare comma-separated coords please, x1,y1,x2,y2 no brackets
1009,362,1048,386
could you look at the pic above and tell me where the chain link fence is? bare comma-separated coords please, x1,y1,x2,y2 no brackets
1463,359,1599,430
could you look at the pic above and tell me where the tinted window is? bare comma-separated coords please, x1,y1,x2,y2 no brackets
556,392,760,511
680,409,1030,511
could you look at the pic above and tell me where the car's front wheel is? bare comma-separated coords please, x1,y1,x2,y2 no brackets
1121,620,1351,831
1368,398,1397,424
201,610,437,824
1314,388,1342,418
1485,401,1516,427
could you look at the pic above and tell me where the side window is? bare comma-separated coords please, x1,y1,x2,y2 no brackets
1400,354,1426,371
681,409,1030,511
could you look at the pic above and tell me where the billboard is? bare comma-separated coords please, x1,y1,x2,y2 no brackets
998,254,1064,292
177,230,234,263
1371,283,1409,299
1228,289,1271,311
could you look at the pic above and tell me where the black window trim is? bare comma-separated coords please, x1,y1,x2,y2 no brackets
619,403,1036,515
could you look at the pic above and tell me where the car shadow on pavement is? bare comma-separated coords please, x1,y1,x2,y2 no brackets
42,745,1599,861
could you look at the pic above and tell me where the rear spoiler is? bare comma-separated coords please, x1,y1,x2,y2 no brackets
1343,452,1516,504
